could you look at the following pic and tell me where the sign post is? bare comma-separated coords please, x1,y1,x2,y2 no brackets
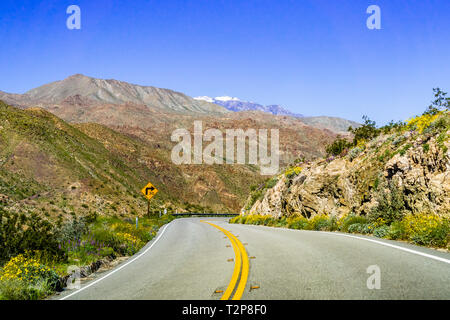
141,181,158,217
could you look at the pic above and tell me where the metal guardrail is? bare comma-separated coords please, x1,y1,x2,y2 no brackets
171,213,239,217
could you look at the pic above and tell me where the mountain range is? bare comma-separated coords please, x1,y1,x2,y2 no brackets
0,74,354,212
0,74,359,133
194,96,304,118
0,74,228,115
194,96,360,134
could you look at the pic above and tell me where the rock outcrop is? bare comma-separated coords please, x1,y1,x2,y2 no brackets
244,114,450,219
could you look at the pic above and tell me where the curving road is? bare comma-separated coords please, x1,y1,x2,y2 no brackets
55,217,450,300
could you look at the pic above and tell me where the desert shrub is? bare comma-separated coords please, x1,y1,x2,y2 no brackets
348,147,362,160
381,120,406,134
110,221,152,243
98,247,115,257
84,211,98,224
348,115,380,146
284,166,302,179
56,216,87,244
287,216,310,230
238,215,248,224
407,114,440,134
87,228,124,256
369,181,405,224
229,216,240,224
326,136,351,156
0,254,60,300
387,221,407,240
275,217,287,227
261,215,275,226
427,114,449,134
348,223,363,233
402,213,449,247
0,209,65,264
405,88,448,133
423,88,449,115
347,223,372,234
253,215,266,225
373,225,390,238
327,215,339,231
310,214,330,231
0,278,55,300
244,215,258,225
339,214,368,232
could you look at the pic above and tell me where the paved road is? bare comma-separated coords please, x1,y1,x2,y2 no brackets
56,217,450,300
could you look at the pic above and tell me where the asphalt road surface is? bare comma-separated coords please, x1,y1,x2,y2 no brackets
55,217,450,300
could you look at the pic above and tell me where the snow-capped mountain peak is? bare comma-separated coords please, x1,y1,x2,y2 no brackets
214,96,241,102
193,95,304,118
193,96,214,103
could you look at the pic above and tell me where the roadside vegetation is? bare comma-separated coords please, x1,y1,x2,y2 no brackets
230,212,449,249
0,207,173,300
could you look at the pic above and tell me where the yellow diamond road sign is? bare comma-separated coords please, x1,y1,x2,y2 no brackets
141,182,158,200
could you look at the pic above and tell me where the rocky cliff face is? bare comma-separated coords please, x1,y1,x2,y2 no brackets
244,112,450,219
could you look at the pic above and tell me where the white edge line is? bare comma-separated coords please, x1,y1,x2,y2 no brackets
59,222,171,300
230,223,450,265
320,231,450,265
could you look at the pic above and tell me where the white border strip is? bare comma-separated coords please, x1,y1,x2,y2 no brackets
321,231,450,265
60,223,171,300
232,223,450,265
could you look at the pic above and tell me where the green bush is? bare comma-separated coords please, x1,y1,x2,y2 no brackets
326,136,351,156
0,254,60,300
387,221,407,240
230,215,248,224
262,215,275,226
287,216,309,230
373,225,389,238
275,217,287,227
403,214,449,247
56,216,87,244
348,115,380,146
0,278,54,300
369,180,405,224
347,223,363,233
339,214,368,232
310,215,330,231
0,209,65,264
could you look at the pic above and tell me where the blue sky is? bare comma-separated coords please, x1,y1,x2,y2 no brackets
0,0,449,124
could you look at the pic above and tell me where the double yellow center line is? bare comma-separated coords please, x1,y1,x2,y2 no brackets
201,221,249,300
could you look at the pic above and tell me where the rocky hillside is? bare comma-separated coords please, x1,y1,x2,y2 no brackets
243,109,450,220
299,116,361,134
